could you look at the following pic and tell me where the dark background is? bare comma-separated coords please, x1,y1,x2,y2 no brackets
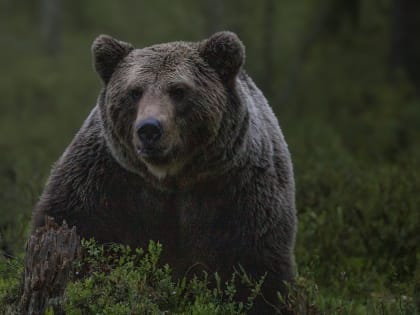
0,0,419,311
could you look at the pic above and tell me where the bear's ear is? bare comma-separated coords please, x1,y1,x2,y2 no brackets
92,35,134,84
199,31,245,84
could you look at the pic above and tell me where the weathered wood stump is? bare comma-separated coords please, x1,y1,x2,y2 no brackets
20,217,80,315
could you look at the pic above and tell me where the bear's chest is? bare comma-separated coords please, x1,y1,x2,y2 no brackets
89,175,245,275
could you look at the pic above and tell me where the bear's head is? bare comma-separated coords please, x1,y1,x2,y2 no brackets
92,32,248,187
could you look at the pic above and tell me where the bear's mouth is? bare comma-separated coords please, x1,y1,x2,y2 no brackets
138,146,185,179
137,146,159,157
136,146,173,166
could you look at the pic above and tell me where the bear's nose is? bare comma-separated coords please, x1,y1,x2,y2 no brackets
136,118,163,147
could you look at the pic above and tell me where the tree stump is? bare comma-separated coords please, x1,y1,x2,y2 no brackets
20,217,80,315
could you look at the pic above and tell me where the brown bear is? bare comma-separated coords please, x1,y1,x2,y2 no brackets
32,31,297,314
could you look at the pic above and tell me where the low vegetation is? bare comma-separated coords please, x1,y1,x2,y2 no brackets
1,235,418,314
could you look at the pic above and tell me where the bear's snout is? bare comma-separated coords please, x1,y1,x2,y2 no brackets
135,118,163,152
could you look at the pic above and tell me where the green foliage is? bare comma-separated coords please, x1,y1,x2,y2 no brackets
0,240,418,314
288,270,419,315
64,240,261,315
0,257,22,314
279,3,420,311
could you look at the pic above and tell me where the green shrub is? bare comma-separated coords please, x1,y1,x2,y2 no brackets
0,257,22,314
64,239,263,315
0,238,418,314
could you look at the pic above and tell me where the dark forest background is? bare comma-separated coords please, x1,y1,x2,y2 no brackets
0,0,419,313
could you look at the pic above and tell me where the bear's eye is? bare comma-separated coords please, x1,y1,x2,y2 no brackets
129,89,143,102
169,86,188,102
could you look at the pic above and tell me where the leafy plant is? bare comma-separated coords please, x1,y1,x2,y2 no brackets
64,240,263,315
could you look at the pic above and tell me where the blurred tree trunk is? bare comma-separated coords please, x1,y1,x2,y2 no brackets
324,0,360,32
278,0,360,105
68,0,89,31
201,0,224,35
278,4,330,105
41,0,62,55
390,0,420,90
262,0,276,98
